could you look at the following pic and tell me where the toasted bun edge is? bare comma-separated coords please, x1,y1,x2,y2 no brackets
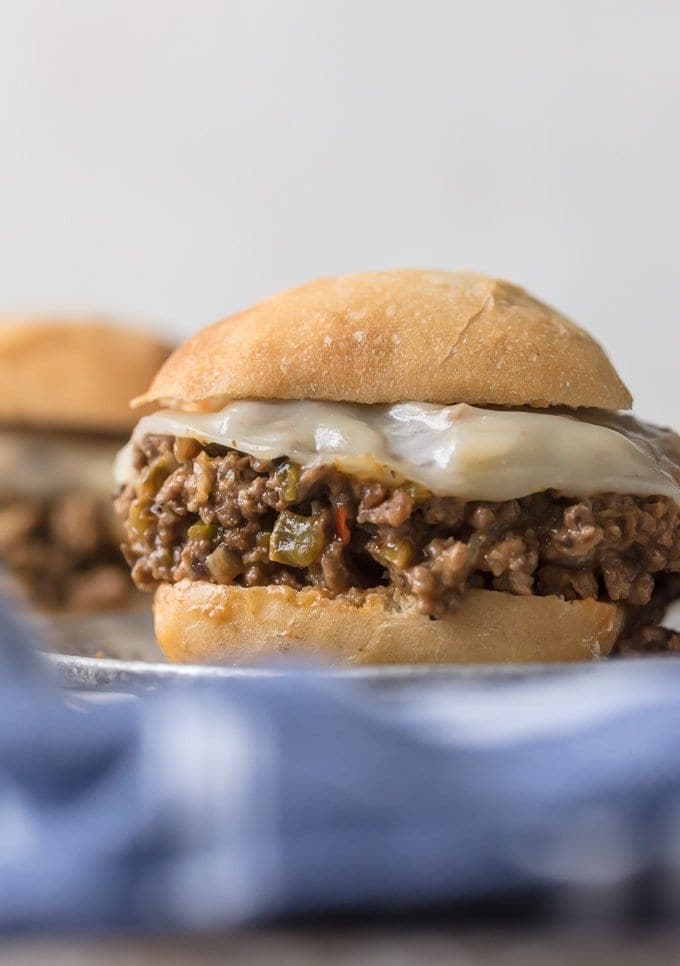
153,581,624,666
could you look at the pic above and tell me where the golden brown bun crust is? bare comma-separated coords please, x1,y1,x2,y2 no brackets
153,581,624,666
0,317,172,433
137,270,632,412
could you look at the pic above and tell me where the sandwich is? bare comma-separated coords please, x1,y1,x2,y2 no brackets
114,271,680,664
0,317,171,611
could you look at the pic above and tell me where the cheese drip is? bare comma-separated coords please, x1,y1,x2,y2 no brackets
118,401,680,503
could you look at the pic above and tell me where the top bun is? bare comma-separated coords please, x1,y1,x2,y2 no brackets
136,270,632,412
0,317,172,433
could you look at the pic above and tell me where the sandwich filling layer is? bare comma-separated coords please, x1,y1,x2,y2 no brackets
116,406,680,652
0,429,136,611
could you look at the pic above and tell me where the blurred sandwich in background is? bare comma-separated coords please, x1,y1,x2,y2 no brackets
0,317,171,614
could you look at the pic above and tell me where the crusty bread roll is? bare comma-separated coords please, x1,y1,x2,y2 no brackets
136,270,631,412
0,317,171,432
154,581,624,665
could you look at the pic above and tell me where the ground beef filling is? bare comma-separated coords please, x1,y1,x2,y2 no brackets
116,434,680,650
0,492,136,611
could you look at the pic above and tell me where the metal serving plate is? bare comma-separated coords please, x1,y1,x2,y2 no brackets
50,652,584,691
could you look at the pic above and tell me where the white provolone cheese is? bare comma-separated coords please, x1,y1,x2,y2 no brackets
117,401,680,503
1,429,121,500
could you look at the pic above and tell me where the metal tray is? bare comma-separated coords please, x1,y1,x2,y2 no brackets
49,651,586,691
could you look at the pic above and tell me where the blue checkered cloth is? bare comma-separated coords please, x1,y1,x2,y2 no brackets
1,591,680,931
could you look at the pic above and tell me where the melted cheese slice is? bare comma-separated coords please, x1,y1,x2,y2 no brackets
1,429,121,500
119,401,680,503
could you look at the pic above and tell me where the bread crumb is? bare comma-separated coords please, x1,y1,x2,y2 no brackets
323,335,333,347
352,331,366,343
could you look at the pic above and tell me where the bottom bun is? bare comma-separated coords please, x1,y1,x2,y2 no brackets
153,581,624,665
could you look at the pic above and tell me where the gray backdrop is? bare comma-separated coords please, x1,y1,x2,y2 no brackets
0,0,677,424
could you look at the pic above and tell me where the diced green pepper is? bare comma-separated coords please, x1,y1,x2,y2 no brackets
139,454,176,497
269,511,326,567
187,522,219,542
255,530,272,552
367,535,413,570
128,500,154,538
275,461,301,503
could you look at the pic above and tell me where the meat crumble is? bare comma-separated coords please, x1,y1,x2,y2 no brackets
116,434,680,652
0,492,136,611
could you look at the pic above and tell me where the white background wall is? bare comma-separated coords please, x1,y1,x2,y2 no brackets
0,0,678,424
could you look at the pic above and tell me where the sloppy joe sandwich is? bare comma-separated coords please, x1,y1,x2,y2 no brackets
115,271,680,664
0,317,171,611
